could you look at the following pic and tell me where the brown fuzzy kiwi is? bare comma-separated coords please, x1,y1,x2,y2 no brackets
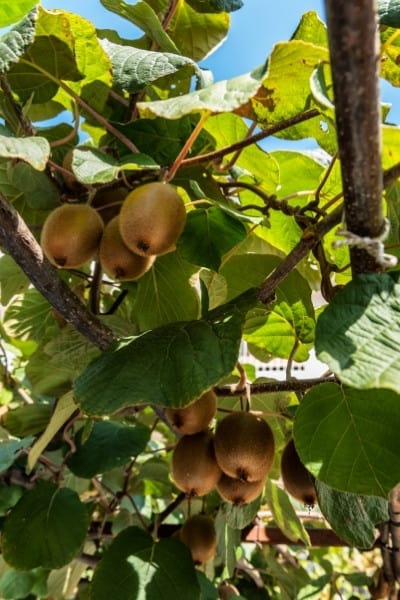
91,185,129,224
281,439,317,506
40,203,104,268
179,514,216,565
216,473,265,506
214,411,275,482
171,430,222,497
99,216,155,281
218,582,240,599
119,182,186,256
165,389,217,435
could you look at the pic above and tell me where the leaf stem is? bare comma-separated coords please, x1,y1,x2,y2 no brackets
20,58,140,154
165,111,211,182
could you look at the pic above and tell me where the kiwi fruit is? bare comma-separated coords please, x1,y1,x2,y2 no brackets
99,216,155,280
40,203,104,268
216,473,265,506
165,389,217,435
171,430,222,497
119,181,186,256
214,411,275,483
218,582,240,599
281,439,317,506
179,514,216,565
92,185,129,224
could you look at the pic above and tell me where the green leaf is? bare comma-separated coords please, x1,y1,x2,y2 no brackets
71,147,159,184
0,436,34,473
0,135,50,170
185,0,243,12
219,496,261,529
315,272,400,391
4,288,56,341
0,568,48,600
2,481,89,570
196,571,219,600
0,485,24,516
137,65,266,120
67,420,151,478
378,0,400,26
177,207,247,270
130,252,200,331
316,480,388,549
91,526,201,600
100,0,179,53
265,480,310,545
0,2,37,27
212,253,315,360
0,255,29,305
292,11,328,47
101,39,200,93
380,26,400,86
168,1,230,61
74,293,254,415
28,392,78,472
214,511,241,577
293,383,400,497
0,9,37,71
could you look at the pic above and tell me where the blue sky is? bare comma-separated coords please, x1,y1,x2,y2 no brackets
39,0,400,133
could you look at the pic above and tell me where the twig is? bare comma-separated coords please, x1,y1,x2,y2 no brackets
215,375,338,396
180,109,320,168
152,492,186,538
166,111,211,182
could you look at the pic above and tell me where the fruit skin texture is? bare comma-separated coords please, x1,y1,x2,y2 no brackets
165,389,217,436
216,473,265,506
41,204,104,268
281,439,317,506
214,411,275,483
171,430,222,497
179,514,216,565
119,182,186,256
92,185,129,224
99,216,155,281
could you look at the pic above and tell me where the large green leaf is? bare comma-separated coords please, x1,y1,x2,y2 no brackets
315,272,400,392
91,526,201,600
2,481,89,569
74,292,255,415
380,26,400,87
101,39,200,93
293,383,400,497
316,480,388,549
0,9,37,71
100,0,179,53
0,255,29,305
168,1,230,61
67,420,151,478
265,480,310,545
177,207,247,270
211,253,315,360
137,65,266,120
130,252,200,331
0,567,48,600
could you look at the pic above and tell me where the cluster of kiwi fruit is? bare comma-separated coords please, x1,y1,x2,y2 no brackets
40,181,187,281
169,392,276,506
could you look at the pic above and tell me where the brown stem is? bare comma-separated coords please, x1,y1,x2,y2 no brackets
166,111,211,182
180,109,320,168
215,375,337,397
325,0,383,275
0,193,117,351
162,0,179,30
